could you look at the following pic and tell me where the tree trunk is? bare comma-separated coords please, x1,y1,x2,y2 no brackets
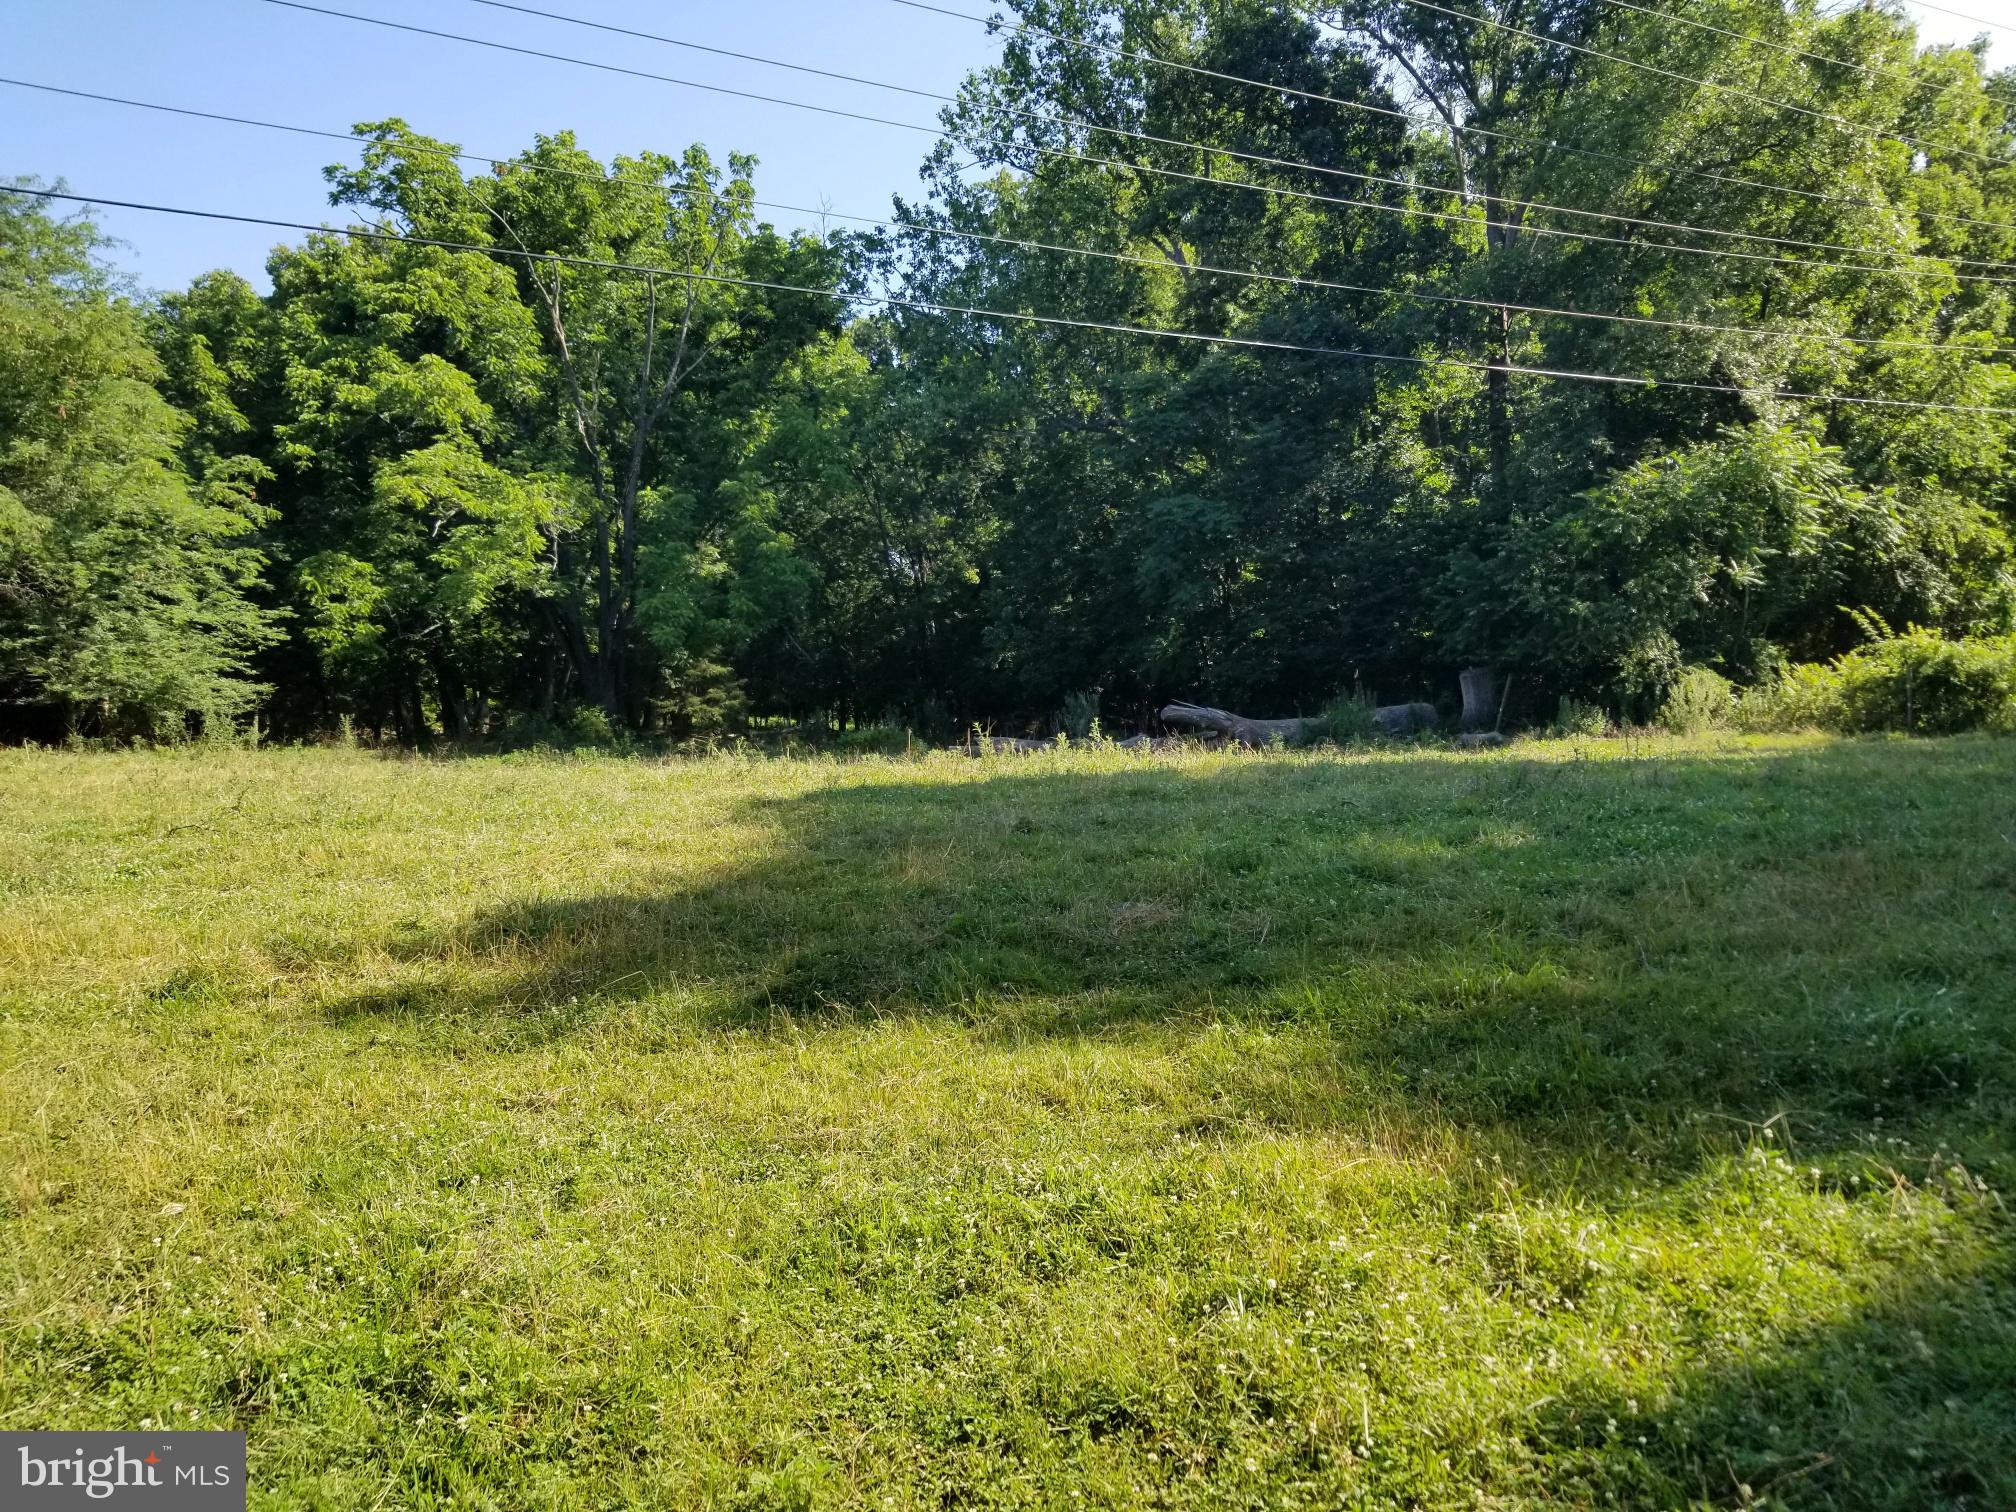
1161,700,1440,745
1371,702,1439,736
1459,666,1501,732
1487,304,1512,494
1160,702,1316,747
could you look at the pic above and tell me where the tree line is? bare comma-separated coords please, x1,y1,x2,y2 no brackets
4,0,2013,744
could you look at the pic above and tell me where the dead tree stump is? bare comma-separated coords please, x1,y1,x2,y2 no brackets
1459,667,1501,732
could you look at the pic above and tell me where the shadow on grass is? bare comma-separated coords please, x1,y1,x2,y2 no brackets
1531,1231,2016,1508
311,737,2016,1504
326,738,2011,1164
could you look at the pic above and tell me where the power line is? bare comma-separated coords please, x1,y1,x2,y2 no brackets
253,1,2016,287
1900,0,2016,41
11,75,2013,358
886,0,2016,236
804,203,2016,356
1399,0,2003,168
9,185,2014,417
1598,0,1974,100
441,0,2016,275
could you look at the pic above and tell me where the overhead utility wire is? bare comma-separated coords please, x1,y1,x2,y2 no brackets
446,0,2016,275
1598,0,1979,98
9,187,2014,417
886,0,2014,235
1399,0,2003,167
11,76,2011,359
1897,0,2016,40
253,2,2016,287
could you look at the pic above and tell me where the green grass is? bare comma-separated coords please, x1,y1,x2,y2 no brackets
2,734,2012,1509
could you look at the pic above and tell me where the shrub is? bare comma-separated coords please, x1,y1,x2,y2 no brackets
1059,691,1101,741
1314,692,1378,742
564,706,618,746
1551,696,1611,738
907,699,954,745
1734,628,2016,735
1834,628,2016,734
1732,663,1844,732
655,660,749,737
494,711,572,751
1657,667,1735,734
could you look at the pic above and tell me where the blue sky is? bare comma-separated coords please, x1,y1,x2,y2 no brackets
5,0,2010,295
6,0,1002,292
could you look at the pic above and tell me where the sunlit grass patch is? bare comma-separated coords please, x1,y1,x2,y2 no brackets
1,735,2011,1508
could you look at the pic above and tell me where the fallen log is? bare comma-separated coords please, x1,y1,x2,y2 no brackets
1158,702,1315,747
947,734,1054,755
1371,701,1439,737
1114,732,1220,751
1160,700,1440,746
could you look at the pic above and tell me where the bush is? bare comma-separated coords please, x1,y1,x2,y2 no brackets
1657,667,1735,734
1835,629,2016,734
1551,696,1611,738
1734,629,2016,735
1732,663,1843,732
1059,691,1101,741
564,706,619,746
1314,692,1378,742
654,660,749,738
494,711,572,751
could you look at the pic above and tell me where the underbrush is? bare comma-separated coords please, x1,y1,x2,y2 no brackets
1738,627,2016,735
1654,628,2016,737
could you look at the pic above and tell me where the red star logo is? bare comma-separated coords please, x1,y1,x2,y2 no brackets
145,1453,160,1465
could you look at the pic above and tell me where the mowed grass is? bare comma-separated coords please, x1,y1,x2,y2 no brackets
1,736,2012,1510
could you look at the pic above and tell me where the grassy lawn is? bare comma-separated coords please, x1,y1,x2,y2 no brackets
2,735,2012,1509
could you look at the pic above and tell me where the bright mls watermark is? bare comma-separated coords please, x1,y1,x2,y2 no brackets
4,1433,245,1509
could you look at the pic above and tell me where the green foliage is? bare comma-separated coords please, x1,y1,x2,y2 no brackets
1732,662,1849,733
1739,627,2016,735
1496,424,1909,686
291,440,567,698
139,127,845,743
1551,696,1612,738
1313,690,1379,742
0,192,277,736
17,0,2016,742
1657,667,1736,734
1057,690,1100,740
1839,629,2016,734
652,657,750,738
883,0,2016,722
562,705,619,747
